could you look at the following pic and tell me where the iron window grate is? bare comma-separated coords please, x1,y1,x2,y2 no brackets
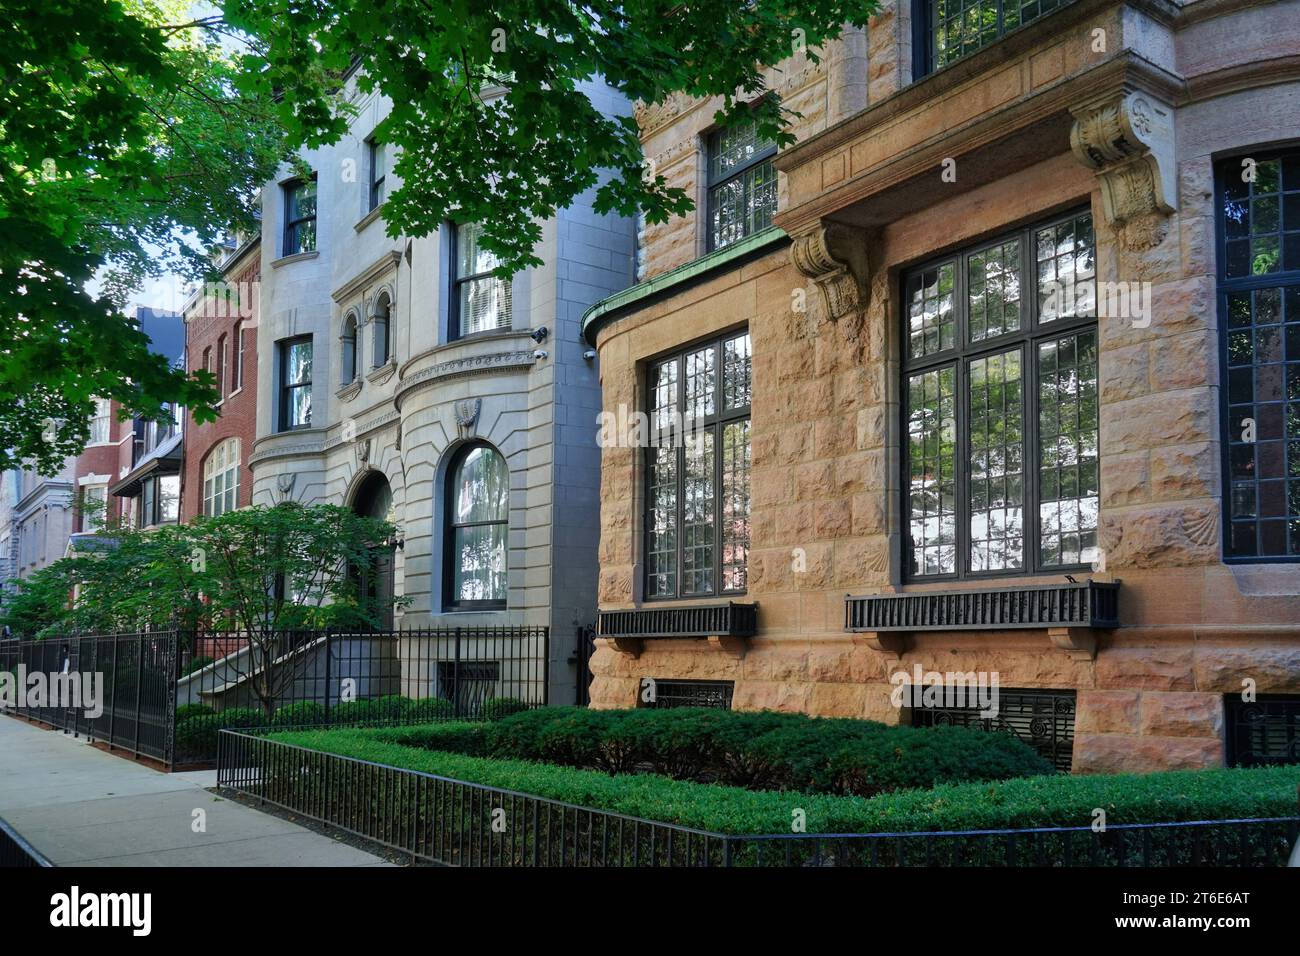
912,687,1076,771
598,602,758,639
1225,694,1300,767
643,679,735,710
846,581,1119,631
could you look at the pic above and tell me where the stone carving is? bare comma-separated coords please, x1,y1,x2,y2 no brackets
1070,91,1176,245
454,398,482,439
789,223,870,321
276,472,296,495
1182,508,1219,548
356,438,371,467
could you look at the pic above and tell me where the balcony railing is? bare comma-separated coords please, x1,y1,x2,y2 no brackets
845,581,1120,632
597,602,758,640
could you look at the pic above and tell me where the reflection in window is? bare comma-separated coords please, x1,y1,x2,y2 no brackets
925,0,1069,74
284,177,318,255
707,119,777,251
453,223,512,338
203,438,241,518
446,444,509,608
280,337,312,430
645,330,751,597
1219,151,1300,559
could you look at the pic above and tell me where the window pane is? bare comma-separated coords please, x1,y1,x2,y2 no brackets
458,275,513,335
453,446,509,524
968,238,1022,341
709,159,776,250
907,366,958,575
907,262,956,359
287,341,312,385
721,420,751,591
932,0,1065,70
457,222,498,277
649,358,679,436
159,475,180,523
452,523,507,602
1037,213,1096,323
968,349,1025,570
709,120,775,181
288,384,311,428
723,332,752,410
684,345,716,421
681,429,716,595
1038,329,1100,566
647,444,678,597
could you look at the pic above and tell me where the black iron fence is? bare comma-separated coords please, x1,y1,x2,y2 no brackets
2,626,549,767
0,817,53,868
217,731,1300,868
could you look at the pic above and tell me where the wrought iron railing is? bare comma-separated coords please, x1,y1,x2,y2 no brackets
217,732,1300,868
598,602,758,639
846,581,1119,632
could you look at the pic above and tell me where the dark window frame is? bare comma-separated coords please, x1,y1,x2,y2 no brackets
443,441,509,612
1215,146,1300,563
704,119,778,253
282,175,318,256
278,335,313,432
912,0,1073,79
643,328,752,601
367,137,386,212
372,293,391,367
900,207,1099,582
449,222,512,341
341,312,359,384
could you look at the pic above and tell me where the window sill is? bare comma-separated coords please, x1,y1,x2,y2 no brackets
354,205,384,233
366,360,397,386
336,379,363,403
271,250,320,269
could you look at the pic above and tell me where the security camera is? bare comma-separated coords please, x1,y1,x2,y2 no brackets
533,349,549,360
583,349,597,361
529,326,549,343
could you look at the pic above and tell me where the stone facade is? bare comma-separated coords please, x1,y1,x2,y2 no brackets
251,69,634,703
586,0,1300,772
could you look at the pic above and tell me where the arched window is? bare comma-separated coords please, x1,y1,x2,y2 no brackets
341,312,358,384
203,438,241,517
372,292,391,367
444,443,508,609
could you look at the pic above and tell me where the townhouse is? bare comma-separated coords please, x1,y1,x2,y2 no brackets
247,67,635,703
585,0,1300,770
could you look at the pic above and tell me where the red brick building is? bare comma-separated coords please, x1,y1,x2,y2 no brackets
182,238,261,522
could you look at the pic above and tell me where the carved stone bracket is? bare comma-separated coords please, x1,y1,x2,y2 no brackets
855,630,910,660
1069,91,1176,236
1048,626,1098,662
608,636,642,658
790,223,870,322
707,635,747,660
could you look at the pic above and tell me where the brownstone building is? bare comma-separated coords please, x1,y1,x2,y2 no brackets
584,0,1300,771
182,237,261,522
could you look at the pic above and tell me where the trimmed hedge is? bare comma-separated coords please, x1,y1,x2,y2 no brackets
364,707,1053,796
264,726,1300,836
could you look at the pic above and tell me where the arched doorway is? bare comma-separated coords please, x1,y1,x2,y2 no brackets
351,470,395,630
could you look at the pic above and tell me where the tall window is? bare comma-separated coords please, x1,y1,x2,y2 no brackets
1219,150,1300,560
918,0,1070,75
138,474,180,527
645,330,752,598
203,438,241,517
372,292,391,366
279,337,313,431
341,313,358,384
88,398,111,445
234,321,246,391
902,210,1098,579
706,119,777,251
82,484,107,530
283,176,318,255
452,222,512,338
367,138,386,211
445,443,509,609
216,333,228,399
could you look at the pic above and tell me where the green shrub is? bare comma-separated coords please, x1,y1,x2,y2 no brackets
327,694,454,726
481,696,527,721
181,655,214,677
272,701,325,726
370,721,488,755
478,707,1051,795
174,702,215,723
264,727,1300,838
175,706,265,758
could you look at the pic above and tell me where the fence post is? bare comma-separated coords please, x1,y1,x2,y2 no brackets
107,637,118,753
542,627,550,707
132,634,143,760
323,630,332,724
453,628,462,719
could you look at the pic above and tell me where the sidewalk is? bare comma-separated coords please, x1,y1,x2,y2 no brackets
0,715,390,866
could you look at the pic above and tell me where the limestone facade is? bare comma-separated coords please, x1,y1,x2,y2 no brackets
586,0,1300,771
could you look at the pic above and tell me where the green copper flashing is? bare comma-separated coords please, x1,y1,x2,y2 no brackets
582,227,788,345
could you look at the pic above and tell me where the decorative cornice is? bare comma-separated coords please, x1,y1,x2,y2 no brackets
331,250,402,304
1070,89,1176,246
326,410,401,450
393,350,536,410
789,223,870,321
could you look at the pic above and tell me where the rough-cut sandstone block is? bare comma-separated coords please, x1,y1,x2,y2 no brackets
1095,646,1196,692
1139,692,1225,738
1073,733,1223,774
1075,689,1141,734
1193,645,1300,693
733,680,814,713
1099,453,1150,507
1149,442,1220,501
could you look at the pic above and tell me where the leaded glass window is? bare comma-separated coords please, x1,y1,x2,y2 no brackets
902,210,1098,579
646,330,752,598
923,0,1070,74
707,120,777,251
1219,151,1300,559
